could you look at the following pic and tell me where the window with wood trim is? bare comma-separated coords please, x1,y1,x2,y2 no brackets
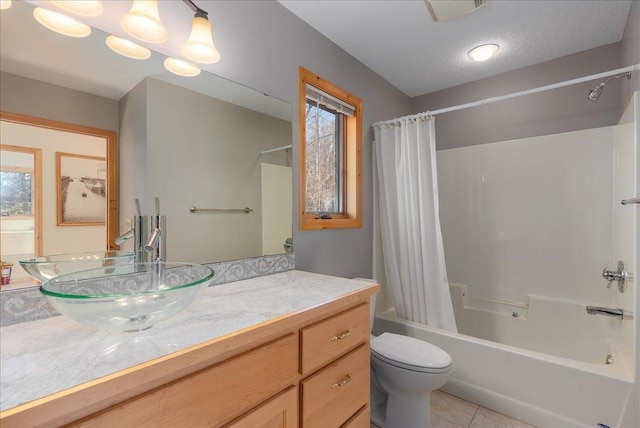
299,67,362,230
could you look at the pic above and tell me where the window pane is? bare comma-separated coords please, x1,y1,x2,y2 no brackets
0,171,33,216
305,101,342,213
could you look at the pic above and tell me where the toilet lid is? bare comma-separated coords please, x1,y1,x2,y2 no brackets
371,333,452,372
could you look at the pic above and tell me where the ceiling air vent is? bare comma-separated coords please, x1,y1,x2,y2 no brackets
425,0,485,22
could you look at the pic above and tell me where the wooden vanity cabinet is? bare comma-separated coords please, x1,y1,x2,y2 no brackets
1,286,377,428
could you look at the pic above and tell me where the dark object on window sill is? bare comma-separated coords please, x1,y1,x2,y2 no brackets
315,212,333,219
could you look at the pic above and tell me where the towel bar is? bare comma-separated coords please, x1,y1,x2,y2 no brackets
189,206,253,214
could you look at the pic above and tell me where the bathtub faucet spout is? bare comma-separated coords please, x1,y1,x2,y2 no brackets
586,306,634,320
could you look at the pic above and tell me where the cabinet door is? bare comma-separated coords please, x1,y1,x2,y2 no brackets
301,344,369,428
69,334,298,428
225,387,297,428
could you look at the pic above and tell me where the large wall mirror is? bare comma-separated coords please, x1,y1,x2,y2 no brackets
0,0,293,289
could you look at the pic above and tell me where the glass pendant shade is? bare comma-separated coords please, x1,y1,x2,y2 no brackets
0,0,12,11
51,1,103,17
121,0,168,44
164,58,201,77
182,15,221,64
33,7,91,38
106,35,151,60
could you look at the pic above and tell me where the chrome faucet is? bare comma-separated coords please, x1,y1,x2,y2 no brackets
144,197,166,262
114,228,134,246
114,199,151,263
586,306,634,320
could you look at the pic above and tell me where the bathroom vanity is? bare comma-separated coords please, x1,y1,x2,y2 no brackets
0,271,378,427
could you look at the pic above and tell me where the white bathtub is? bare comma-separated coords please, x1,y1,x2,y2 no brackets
375,306,635,428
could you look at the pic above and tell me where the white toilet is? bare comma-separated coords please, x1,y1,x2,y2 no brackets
363,286,453,428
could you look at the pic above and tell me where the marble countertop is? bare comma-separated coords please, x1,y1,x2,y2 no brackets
0,270,376,412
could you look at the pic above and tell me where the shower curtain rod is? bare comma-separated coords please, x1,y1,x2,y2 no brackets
373,63,640,127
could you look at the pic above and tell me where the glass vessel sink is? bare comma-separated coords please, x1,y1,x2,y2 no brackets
40,262,214,332
20,251,135,282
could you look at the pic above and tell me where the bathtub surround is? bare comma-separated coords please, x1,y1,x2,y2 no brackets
437,121,636,372
373,116,456,331
437,125,624,305
0,253,294,327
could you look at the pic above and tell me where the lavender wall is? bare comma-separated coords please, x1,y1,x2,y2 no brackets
167,1,413,279
0,72,119,131
411,43,624,150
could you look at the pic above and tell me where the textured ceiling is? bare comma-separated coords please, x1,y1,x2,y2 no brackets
3,1,633,103
278,0,633,97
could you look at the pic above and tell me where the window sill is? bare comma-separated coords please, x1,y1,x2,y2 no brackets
300,216,361,230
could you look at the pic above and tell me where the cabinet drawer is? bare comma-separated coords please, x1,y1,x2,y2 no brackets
70,334,298,428
300,304,369,374
224,386,298,428
301,344,369,428
341,405,370,428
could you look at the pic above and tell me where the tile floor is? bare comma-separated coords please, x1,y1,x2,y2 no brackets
370,390,536,428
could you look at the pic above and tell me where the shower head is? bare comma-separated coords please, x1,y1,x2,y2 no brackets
588,83,605,101
588,71,631,101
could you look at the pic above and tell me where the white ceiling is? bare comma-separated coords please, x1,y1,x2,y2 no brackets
278,0,633,97
2,0,633,105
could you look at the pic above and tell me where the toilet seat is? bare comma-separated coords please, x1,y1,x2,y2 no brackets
371,332,452,374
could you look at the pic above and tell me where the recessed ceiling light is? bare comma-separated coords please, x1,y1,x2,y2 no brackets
106,35,151,60
0,0,12,11
33,7,91,38
468,44,500,62
164,58,201,77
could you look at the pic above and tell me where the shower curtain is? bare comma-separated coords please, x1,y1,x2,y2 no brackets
373,116,457,332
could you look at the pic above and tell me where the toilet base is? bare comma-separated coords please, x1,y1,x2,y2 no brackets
370,403,385,427
384,392,431,428
370,392,433,428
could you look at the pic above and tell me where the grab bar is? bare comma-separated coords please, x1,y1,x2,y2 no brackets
189,206,253,214
621,197,640,205
586,306,634,320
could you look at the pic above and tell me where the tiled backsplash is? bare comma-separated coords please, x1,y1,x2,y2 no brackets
0,253,295,327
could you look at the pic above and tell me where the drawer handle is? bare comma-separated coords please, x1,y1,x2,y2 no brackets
331,329,351,341
331,373,352,388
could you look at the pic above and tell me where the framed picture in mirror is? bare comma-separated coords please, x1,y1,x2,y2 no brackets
56,152,106,226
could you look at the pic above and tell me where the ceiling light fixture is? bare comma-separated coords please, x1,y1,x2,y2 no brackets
121,0,168,44
164,57,201,77
468,43,500,62
33,7,91,38
51,1,103,17
182,1,221,64
0,0,12,11
106,35,151,60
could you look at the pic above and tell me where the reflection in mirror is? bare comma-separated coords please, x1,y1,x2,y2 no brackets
0,0,292,288
0,112,118,288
